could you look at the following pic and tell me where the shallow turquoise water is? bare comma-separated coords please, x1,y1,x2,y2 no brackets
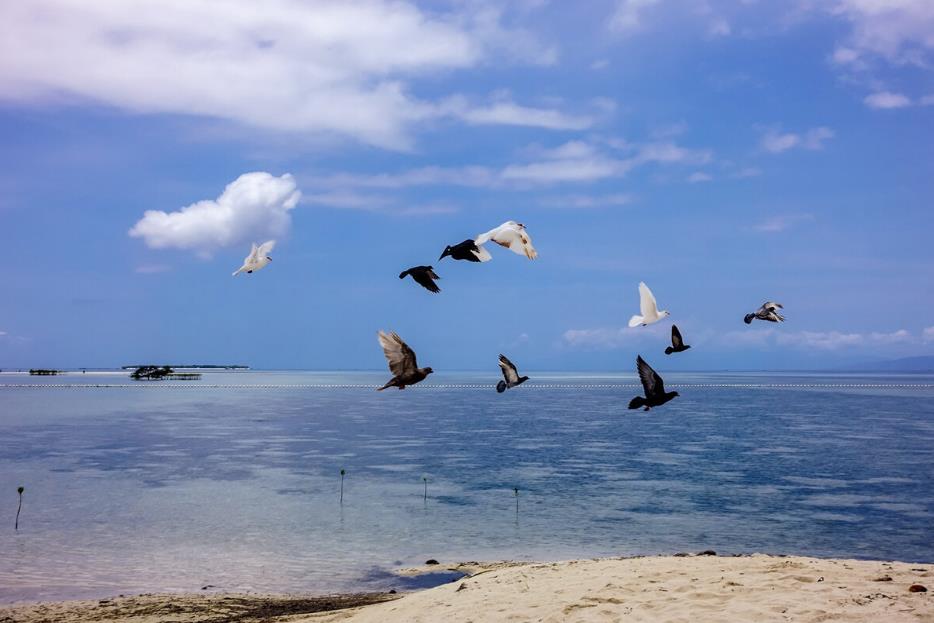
1,371,932,602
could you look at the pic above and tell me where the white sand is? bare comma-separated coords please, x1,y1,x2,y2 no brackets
305,555,932,623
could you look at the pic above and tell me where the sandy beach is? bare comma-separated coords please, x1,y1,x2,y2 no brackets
2,554,930,623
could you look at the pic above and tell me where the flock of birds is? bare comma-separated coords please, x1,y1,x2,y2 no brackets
232,221,785,411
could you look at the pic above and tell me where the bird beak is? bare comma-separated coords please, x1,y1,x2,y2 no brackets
439,248,450,261
267,256,272,261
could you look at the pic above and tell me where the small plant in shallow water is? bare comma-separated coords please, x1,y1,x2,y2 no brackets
15,486,24,531
340,469,346,504
514,486,519,515
422,475,428,502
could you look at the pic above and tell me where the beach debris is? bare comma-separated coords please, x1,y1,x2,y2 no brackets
497,354,529,393
400,266,441,293
665,325,691,355
874,575,893,582
232,240,275,276
14,486,24,531
475,221,537,260
744,301,784,324
377,331,434,391
628,356,679,411
628,282,670,327
456,582,467,592
909,584,928,592
697,550,717,556
439,239,491,263
425,559,439,565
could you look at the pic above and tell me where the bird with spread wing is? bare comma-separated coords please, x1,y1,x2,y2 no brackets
377,331,434,390
475,221,538,260
628,356,679,411
232,240,275,276
496,354,529,393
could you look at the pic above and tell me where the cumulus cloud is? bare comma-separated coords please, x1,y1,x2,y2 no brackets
0,1,561,149
609,0,661,34
761,126,834,153
864,91,913,109
130,172,300,255
828,0,934,67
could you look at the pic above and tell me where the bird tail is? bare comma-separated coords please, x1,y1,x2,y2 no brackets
628,315,643,328
473,245,493,262
377,381,393,391
496,380,507,393
664,347,673,355
743,314,754,324
628,396,646,410
232,268,243,276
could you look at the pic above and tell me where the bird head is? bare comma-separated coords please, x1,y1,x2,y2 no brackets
671,391,680,398
439,246,452,261
663,310,671,317
424,367,434,375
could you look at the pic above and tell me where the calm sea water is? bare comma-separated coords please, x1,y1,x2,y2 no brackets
1,371,933,602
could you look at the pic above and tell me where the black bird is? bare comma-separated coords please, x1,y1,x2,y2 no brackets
439,239,492,263
399,265,441,293
744,301,784,324
628,355,679,411
377,331,433,390
665,324,691,355
496,354,529,393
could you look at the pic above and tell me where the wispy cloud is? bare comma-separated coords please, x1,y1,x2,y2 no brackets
864,91,913,109
722,328,915,351
445,94,597,130
760,126,834,154
923,327,934,343
129,172,300,256
135,264,171,274
687,171,712,183
753,213,814,233
562,324,667,350
0,1,560,149
608,0,661,34
539,194,634,209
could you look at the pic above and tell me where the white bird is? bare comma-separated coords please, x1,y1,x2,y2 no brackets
232,240,275,276
475,221,537,260
628,281,670,327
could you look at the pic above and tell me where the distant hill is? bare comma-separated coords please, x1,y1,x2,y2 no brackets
836,356,934,372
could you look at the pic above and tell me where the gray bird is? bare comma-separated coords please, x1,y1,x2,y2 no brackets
496,354,529,393
377,331,433,391
744,301,784,324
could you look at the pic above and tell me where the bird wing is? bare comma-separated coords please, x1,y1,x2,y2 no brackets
471,244,493,262
638,282,659,318
411,269,440,293
763,301,782,311
498,354,519,384
257,240,276,256
474,224,502,246
636,355,666,397
378,331,418,377
246,243,259,263
426,268,440,280
671,325,683,348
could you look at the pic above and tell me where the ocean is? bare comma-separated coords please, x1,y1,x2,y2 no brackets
1,370,932,602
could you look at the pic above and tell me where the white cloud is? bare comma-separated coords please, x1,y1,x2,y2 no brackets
864,91,913,109
0,331,6,337
761,126,834,153
776,329,912,351
687,171,712,183
753,213,814,233
0,1,558,149
828,0,934,66
562,324,666,350
708,17,732,37
609,0,661,34
456,101,593,130
922,327,934,343
302,191,456,216
129,172,300,255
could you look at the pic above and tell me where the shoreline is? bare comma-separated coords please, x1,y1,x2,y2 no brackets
1,554,930,622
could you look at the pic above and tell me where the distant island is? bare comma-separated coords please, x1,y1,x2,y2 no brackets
129,366,202,380
29,369,62,375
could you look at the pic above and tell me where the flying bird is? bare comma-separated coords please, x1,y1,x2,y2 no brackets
377,331,433,391
628,282,670,327
399,266,441,293
744,302,784,324
496,354,529,393
628,355,679,411
439,239,492,263
475,221,538,260
665,325,691,355
232,240,275,276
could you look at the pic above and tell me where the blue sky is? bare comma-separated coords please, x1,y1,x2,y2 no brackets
1,0,933,371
